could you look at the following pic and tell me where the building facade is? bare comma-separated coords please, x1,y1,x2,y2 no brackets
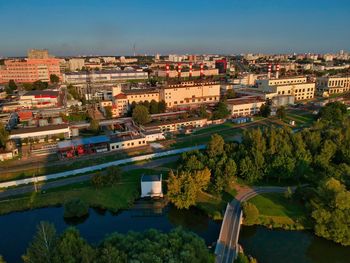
0,58,61,83
316,76,350,96
159,81,220,108
256,77,315,101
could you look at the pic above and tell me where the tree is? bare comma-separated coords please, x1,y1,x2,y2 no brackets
5,80,17,94
31,80,48,90
67,84,79,100
212,101,230,120
235,253,249,263
276,106,286,120
22,221,57,263
89,119,100,134
226,89,236,99
50,74,60,84
207,134,225,158
132,105,151,125
0,123,9,148
318,102,347,125
92,166,123,188
260,103,271,117
223,158,237,184
96,244,126,263
158,100,166,113
167,170,197,209
63,199,89,218
104,106,113,119
0,255,5,263
242,202,259,225
198,105,209,118
311,178,350,246
54,228,95,263
149,99,159,114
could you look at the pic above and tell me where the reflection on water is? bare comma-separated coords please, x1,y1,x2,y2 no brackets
239,226,350,263
0,204,220,263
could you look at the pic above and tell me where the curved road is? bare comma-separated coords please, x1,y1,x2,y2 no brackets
215,186,295,263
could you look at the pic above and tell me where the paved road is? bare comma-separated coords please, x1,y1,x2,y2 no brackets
0,156,179,200
215,186,293,263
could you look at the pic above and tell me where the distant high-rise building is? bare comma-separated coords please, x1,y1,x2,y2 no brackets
27,49,50,59
215,59,227,74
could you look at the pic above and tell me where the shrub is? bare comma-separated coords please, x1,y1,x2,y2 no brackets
64,198,89,218
242,202,259,225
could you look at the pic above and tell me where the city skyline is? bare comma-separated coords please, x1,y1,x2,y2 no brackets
1,0,350,57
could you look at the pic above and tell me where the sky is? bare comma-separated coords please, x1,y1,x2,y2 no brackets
0,0,349,57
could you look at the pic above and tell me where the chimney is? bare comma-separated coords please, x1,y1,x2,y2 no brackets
276,64,280,79
189,62,193,78
165,64,170,78
267,64,272,79
177,63,182,78
200,63,204,77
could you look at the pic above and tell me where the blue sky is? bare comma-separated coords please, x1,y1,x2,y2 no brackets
0,0,349,56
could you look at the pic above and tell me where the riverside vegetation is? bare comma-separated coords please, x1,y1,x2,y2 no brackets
168,102,350,246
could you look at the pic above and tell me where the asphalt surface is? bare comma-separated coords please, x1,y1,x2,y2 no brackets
0,156,179,200
216,186,293,263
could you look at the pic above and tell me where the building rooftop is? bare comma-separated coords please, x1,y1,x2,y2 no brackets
141,174,162,182
57,135,110,149
23,90,59,97
227,96,264,105
10,123,69,135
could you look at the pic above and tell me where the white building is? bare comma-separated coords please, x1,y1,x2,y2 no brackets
68,58,85,71
141,174,163,198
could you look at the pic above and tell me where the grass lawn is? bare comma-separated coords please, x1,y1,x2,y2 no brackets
248,193,310,230
0,147,153,182
0,169,156,215
195,184,237,220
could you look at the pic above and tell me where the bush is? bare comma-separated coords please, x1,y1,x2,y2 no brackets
64,198,89,218
91,166,122,188
242,202,259,225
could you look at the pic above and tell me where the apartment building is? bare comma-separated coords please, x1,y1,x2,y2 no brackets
18,90,60,109
68,58,85,71
0,58,61,83
124,89,160,104
256,77,315,101
63,70,148,84
159,81,220,108
226,96,265,117
316,76,350,96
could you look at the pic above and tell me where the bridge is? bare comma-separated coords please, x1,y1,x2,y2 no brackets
215,186,292,263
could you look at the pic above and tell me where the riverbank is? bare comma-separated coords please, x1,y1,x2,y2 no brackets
0,168,156,215
246,192,311,230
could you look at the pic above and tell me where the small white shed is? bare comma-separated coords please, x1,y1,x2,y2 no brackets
141,174,163,198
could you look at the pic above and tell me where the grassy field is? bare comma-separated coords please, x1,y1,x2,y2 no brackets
195,185,237,220
248,193,310,230
0,147,153,182
0,168,158,215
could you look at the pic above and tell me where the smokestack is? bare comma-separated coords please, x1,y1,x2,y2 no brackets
165,64,170,78
276,64,280,79
189,62,193,78
267,64,272,79
200,63,204,77
177,63,182,78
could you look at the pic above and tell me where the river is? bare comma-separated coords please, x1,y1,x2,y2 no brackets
0,204,220,263
239,226,350,263
1,205,350,263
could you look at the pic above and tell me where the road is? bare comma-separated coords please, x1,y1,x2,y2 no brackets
0,156,179,200
215,186,293,263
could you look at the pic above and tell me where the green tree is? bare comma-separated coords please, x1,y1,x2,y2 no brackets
104,106,113,119
242,202,259,225
207,134,225,158
31,80,48,90
226,89,236,99
132,105,151,125
50,74,60,84
89,119,100,134
318,101,347,125
67,84,80,100
0,255,5,263
212,101,230,119
167,170,197,209
63,199,89,218
5,80,17,94
149,99,159,114
0,123,9,148
235,253,250,263
260,103,271,117
158,100,166,113
96,243,126,263
23,222,58,263
223,158,237,183
276,106,286,119
198,105,209,118
54,228,95,263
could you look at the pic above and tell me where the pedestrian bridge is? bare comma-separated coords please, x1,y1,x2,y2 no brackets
215,186,291,263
